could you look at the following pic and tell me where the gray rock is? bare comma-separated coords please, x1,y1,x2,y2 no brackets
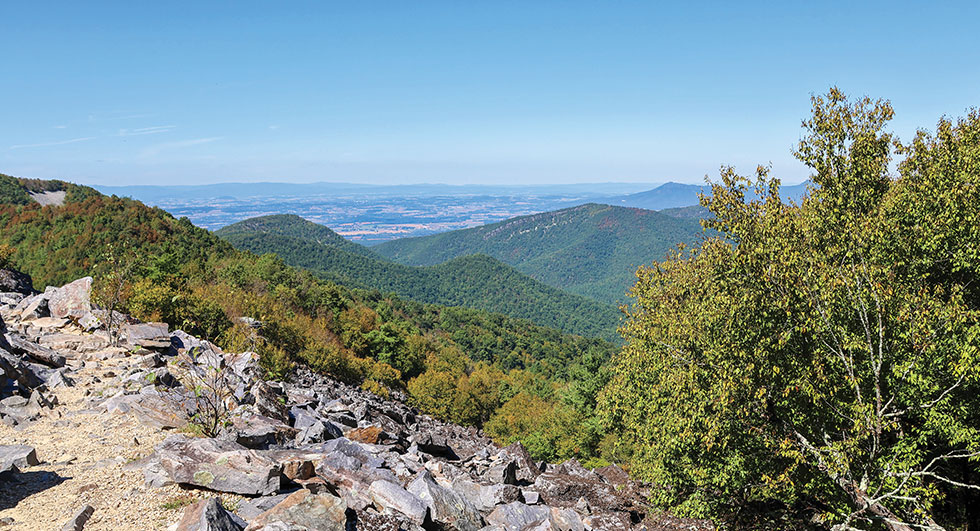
522,490,541,505
244,489,348,531
176,498,245,531
408,471,483,531
225,414,296,449
16,292,49,320
550,507,586,531
236,494,290,521
59,504,94,531
486,456,518,485
486,502,550,529
453,478,522,512
369,479,428,525
0,445,39,470
314,437,398,492
123,322,171,349
48,277,92,319
156,435,283,496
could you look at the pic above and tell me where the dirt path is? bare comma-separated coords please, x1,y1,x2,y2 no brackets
1,358,189,530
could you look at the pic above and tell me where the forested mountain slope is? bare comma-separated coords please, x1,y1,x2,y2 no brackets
0,175,621,464
374,203,704,305
217,215,620,340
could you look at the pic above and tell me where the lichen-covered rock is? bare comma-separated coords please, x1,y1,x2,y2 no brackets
244,489,348,531
156,435,283,496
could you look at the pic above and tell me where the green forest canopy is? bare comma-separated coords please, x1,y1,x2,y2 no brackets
217,214,621,340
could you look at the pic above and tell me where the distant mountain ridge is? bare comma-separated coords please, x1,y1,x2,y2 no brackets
373,203,706,305
216,215,621,340
601,180,811,211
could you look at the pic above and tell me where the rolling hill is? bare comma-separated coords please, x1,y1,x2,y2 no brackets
216,215,620,340
372,203,706,305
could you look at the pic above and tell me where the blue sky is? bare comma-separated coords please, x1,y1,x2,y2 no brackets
2,1,978,186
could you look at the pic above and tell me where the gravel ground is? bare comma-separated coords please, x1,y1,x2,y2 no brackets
0,358,193,530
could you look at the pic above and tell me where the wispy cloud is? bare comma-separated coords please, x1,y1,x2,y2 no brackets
9,137,96,149
139,137,222,157
53,125,68,129
268,125,280,130
119,125,176,137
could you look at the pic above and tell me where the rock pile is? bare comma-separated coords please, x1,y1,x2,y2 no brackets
0,272,712,530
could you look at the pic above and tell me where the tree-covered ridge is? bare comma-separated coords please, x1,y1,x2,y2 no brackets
0,183,617,465
373,202,705,305
600,90,980,528
217,220,620,341
216,214,379,259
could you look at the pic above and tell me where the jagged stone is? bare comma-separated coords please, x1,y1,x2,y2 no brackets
369,479,428,525
503,442,542,482
408,470,484,531
486,501,550,529
48,277,92,319
486,456,518,485
176,498,245,531
314,437,398,492
123,322,171,349
296,420,342,445
452,478,522,512
0,445,38,472
156,434,283,496
244,489,348,531
224,414,297,449
59,504,94,531
15,292,49,320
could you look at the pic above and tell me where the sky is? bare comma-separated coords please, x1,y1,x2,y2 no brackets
1,1,978,186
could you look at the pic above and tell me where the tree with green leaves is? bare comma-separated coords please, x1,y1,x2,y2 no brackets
599,89,980,529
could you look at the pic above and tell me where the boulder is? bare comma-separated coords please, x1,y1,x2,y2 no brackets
176,498,245,531
486,456,518,485
452,478,522,512
156,435,283,496
503,442,543,482
0,269,34,296
314,438,398,492
224,414,297,449
244,489,348,531
408,471,483,531
48,277,92,319
123,322,171,349
486,502,550,529
0,445,39,470
369,479,428,525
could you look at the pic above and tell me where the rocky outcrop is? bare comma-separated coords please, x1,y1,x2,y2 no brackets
0,276,713,530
